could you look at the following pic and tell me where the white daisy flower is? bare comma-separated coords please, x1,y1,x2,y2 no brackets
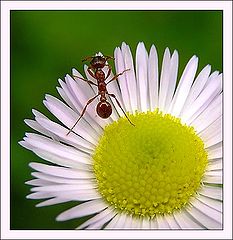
19,42,222,229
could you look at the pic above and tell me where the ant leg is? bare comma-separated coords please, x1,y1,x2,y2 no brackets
73,75,97,86
105,65,112,80
66,94,100,136
87,66,97,79
108,93,135,126
106,69,130,85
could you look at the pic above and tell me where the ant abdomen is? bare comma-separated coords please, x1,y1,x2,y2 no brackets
96,101,112,119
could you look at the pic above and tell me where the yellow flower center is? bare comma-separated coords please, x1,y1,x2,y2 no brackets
93,110,208,218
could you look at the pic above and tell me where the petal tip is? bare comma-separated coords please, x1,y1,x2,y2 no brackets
32,109,38,116
18,140,24,146
29,162,38,169
56,214,65,221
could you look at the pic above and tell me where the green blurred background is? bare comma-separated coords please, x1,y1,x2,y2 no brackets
11,10,222,229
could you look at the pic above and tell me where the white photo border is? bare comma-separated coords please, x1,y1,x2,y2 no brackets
1,1,232,239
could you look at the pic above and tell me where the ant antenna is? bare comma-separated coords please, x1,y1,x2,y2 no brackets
82,56,95,62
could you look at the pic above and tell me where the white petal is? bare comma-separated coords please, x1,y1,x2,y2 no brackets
28,188,100,202
182,74,222,124
114,47,131,113
25,110,59,140
170,56,198,117
32,109,48,119
65,71,95,108
196,195,222,212
59,77,97,125
159,48,171,111
35,148,89,170
204,170,222,177
203,175,222,184
148,45,159,110
173,209,204,229
141,217,150,229
57,85,77,111
31,183,97,192
158,49,178,113
104,213,121,229
199,117,222,148
85,218,110,229
150,218,158,229
113,213,128,229
203,130,222,149
51,188,101,201
35,117,94,153
18,140,33,151
156,214,170,229
207,158,222,171
24,144,91,171
136,42,149,112
186,204,222,229
131,216,142,229
56,199,108,221
67,73,113,128
165,214,181,229
36,198,69,207
204,71,220,88
29,162,94,179
27,192,54,199
25,179,52,186
181,65,211,114
24,119,59,141
85,222,102,229
24,133,92,165
31,109,62,140
191,93,222,133
206,142,222,159
189,198,222,227
122,214,133,229
200,184,222,201
44,95,98,145
77,207,116,229
164,50,179,113
69,70,96,103
31,172,95,185
121,42,138,113
204,168,222,185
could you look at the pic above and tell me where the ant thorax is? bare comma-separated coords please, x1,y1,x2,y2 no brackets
98,82,107,92
95,69,105,82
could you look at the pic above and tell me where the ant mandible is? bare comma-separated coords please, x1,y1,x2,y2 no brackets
66,54,135,135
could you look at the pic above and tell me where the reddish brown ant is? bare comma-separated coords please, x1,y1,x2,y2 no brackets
66,54,135,135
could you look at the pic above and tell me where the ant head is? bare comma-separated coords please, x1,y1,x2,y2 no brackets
95,53,114,61
90,56,106,69
82,54,114,65
87,54,113,69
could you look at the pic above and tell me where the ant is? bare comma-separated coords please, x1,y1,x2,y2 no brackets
66,54,135,135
